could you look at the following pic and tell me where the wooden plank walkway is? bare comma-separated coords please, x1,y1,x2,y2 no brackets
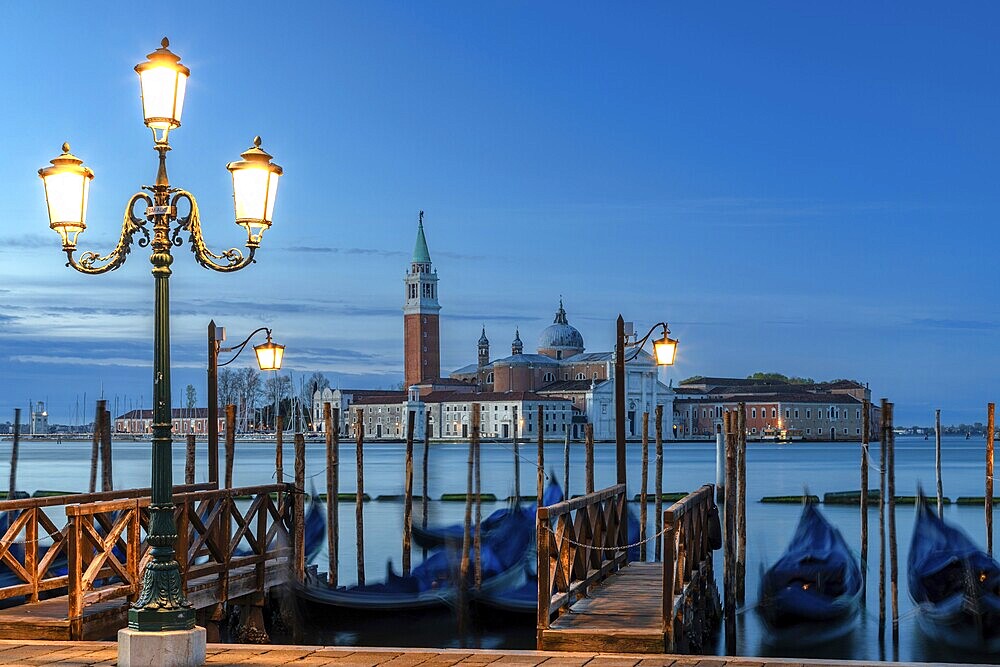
0,640,988,667
541,563,665,653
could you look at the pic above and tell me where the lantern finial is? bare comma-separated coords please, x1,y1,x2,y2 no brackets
161,37,169,48
253,136,261,148
62,142,70,153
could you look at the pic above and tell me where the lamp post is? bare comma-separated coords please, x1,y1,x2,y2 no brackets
614,315,677,488
208,322,284,485
37,39,283,637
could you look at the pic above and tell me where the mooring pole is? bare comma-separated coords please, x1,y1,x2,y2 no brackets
563,427,570,498
640,411,649,562
9,409,20,499
355,408,365,586
89,400,103,494
472,404,482,589
861,398,870,603
275,415,284,489
294,432,306,583
987,403,995,557
736,402,747,606
325,404,339,586
403,409,415,577
887,402,898,645
422,409,430,561
537,404,544,506
654,405,663,562
184,433,195,485
225,404,236,489
585,423,595,495
723,410,736,654
935,409,943,519
878,398,887,639
715,423,725,503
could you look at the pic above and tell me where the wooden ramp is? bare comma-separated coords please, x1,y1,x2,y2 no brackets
540,563,664,653
537,485,719,654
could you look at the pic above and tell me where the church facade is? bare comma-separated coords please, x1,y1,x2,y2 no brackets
314,214,675,441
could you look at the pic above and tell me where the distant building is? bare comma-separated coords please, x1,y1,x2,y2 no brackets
115,408,226,436
672,378,881,441
30,401,48,436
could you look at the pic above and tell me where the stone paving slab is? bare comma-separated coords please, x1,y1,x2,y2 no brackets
0,640,991,667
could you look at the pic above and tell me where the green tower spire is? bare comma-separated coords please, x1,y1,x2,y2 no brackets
413,210,431,264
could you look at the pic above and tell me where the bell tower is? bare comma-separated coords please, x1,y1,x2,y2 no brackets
404,211,441,387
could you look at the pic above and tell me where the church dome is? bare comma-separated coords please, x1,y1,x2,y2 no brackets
537,299,584,358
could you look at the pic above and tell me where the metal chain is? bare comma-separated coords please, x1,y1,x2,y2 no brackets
544,522,671,552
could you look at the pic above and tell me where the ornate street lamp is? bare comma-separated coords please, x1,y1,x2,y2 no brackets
613,316,677,487
37,39,283,635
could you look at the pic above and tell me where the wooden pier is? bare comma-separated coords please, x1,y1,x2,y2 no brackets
537,485,719,653
0,482,299,641
0,640,989,667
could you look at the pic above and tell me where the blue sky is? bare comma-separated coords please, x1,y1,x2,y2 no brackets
2,2,1000,425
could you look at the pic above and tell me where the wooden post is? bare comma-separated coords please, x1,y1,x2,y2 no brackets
275,415,284,487
935,409,944,519
89,400,103,493
207,320,220,487
585,423,595,495
472,404,482,588
422,410,430,535
101,408,113,492
988,403,995,557
861,398,870,602
887,402,899,642
640,411,649,562
723,411,736,654
459,409,475,636
185,433,196,485
654,405,663,562
225,404,236,489
355,408,365,586
9,409,20,498
737,402,747,605
513,421,521,500
537,405,544,506
878,398,887,638
402,409,415,577
325,404,339,586
294,432,306,583
563,428,570,498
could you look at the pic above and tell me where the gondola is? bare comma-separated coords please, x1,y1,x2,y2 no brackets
908,492,1000,651
757,501,861,643
297,498,533,611
412,476,564,549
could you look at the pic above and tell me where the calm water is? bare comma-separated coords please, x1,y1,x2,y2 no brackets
3,434,998,663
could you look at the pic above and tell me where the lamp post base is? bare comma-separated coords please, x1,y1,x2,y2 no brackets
118,626,206,667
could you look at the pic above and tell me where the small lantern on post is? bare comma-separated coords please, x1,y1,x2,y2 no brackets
254,331,285,372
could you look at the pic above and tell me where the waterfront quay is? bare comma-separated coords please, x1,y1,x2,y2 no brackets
0,641,989,667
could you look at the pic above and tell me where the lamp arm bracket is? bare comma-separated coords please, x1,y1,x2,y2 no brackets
624,322,669,363
171,190,256,273
218,327,272,367
66,193,152,275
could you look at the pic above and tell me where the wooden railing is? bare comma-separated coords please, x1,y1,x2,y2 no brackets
536,484,627,642
662,483,720,652
0,483,295,639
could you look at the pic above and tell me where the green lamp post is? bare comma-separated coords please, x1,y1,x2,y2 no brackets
37,38,283,633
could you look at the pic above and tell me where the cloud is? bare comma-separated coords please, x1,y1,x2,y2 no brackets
910,318,1000,331
280,245,488,261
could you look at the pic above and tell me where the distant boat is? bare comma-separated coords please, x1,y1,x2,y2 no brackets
908,492,1000,651
757,501,862,643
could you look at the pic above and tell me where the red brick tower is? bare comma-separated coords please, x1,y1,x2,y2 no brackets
404,211,440,387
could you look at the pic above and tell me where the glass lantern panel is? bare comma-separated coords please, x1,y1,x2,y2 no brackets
232,168,270,222
139,68,186,129
44,171,89,227
264,172,280,223
653,339,677,366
